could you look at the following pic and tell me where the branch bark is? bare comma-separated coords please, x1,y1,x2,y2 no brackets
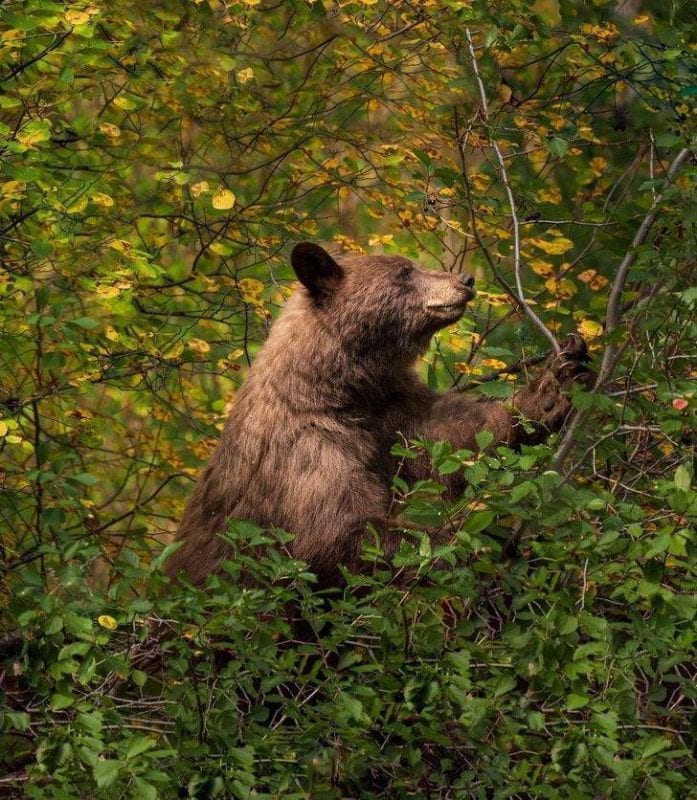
553,146,692,471
465,28,561,355
596,147,690,386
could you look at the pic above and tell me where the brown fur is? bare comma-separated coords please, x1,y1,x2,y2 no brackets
166,243,589,586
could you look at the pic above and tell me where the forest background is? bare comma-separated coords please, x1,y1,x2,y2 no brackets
1,0,695,797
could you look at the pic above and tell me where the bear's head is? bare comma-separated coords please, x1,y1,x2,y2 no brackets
291,242,475,361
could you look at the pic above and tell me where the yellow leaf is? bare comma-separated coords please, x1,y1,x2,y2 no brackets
529,258,554,277
2,29,25,43
577,319,603,339
238,278,264,303
2,181,25,197
109,239,130,253
237,67,254,84
104,326,119,342
545,277,576,298
478,290,508,307
92,192,114,208
398,210,414,228
113,95,136,111
368,234,394,246
209,241,231,256
581,22,619,42
65,9,92,25
96,283,128,298
0,421,7,437
188,337,211,354
98,122,120,139
589,157,608,176
537,186,561,204
454,363,483,376
578,269,608,290
163,341,184,360
469,173,490,191
481,358,507,370
212,188,236,210
17,123,51,149
332,234,365,253
191,181,209,197
529,236,574,255
496,83,512,104
67,196,88,214
97,615,117,630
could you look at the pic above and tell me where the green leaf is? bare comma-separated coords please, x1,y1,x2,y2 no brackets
641,736,672,759
72,317,100,329
558,615,578,635
339,693,367,723
31,239,53,258
648,778,673,800
566,693,589,710
493,674,516,697
133,778,159,800
132,669,147,687
50,693,74,710
548,137,568,157
45,616,64,635
126,734,157,760
510,481,536,503
475,430,494,450
73,472,98,485
93,759,120,788
4,711,30,731
463,510,495,534
476,381,514,399
674,465,692,491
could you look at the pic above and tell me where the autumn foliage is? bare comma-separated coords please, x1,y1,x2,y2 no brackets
1,1,695,797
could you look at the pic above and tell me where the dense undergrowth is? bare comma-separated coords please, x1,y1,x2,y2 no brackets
4,433,696,798
1,0,696,797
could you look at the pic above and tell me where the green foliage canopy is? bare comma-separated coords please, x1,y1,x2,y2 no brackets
1,0,695,797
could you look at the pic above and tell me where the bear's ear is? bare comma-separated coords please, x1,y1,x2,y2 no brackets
291,242,344,298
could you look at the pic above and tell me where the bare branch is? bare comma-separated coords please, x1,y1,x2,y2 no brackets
598,146,690,386
465,27,561,354
553,146,692,471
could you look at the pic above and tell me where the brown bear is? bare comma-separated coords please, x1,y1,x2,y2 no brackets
165,242,589,587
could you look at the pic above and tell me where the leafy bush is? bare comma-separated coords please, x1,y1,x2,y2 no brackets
3,436,696,798
1,0,696,797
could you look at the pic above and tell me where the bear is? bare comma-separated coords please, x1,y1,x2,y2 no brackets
165,242,590,587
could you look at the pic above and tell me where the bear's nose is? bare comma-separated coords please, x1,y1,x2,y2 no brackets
459,274,475,290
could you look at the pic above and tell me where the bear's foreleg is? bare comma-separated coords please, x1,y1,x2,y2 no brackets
402,335,591,495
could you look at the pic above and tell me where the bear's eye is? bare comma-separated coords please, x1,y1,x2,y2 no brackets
397,265,413,281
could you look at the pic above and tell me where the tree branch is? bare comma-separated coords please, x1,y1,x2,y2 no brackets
465,28,561,355
553,146,692,471
597,146,690,386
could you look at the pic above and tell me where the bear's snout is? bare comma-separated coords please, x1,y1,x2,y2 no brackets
457,273,476,300
459,273,475,290
425,272,475,316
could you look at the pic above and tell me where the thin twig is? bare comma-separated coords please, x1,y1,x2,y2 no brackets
579,558,589,610
465,27,561,355
453,108,518,303
457,352,547,392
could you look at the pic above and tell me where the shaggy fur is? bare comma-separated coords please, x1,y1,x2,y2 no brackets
166,243,590,586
